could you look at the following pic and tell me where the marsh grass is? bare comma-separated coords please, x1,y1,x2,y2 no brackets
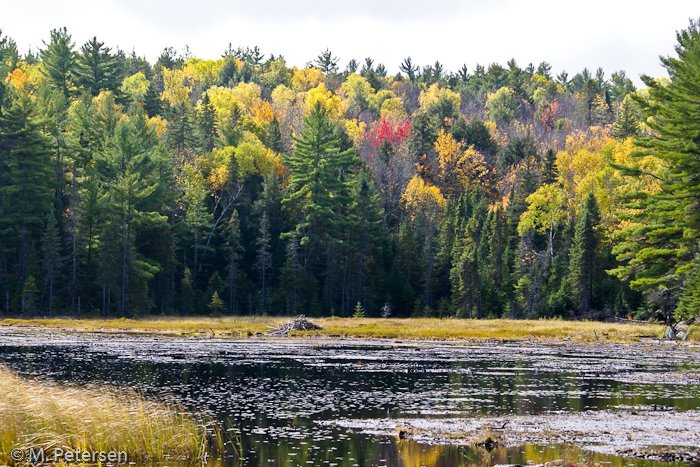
0,316,676,342
0,366,223,464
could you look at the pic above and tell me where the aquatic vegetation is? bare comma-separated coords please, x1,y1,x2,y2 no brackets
0,316,676,342
0,366,224,463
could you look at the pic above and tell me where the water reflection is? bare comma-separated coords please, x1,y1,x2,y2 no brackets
1,335,699,466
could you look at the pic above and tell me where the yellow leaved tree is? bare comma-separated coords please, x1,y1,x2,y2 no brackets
433,129,487,199
401,175,446,224
306,83,345,122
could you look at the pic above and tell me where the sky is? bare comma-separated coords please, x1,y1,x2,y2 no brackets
2,0,698,86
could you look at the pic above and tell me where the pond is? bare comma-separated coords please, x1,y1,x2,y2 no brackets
1,331,699,467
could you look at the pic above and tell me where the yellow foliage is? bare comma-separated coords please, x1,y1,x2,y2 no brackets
518,183,567,236
418,83,460,110
345,119,367,145
148,115,168,139
401,175,446,223
306,83,346,122
161,68,191,106
234,138,277,180
271,84,296,107
204,82,262,124
20,61,45,87
93,91,122,125
251,100,275,124
380,97,407,121
230,82,262,110
291,66,325,91
181,58,224,89
434,129,487,198
121,72,150,103
553,129,666,233
117,114,130,127
5,68,30,91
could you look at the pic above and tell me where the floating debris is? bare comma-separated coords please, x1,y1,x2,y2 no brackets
265,315,323,337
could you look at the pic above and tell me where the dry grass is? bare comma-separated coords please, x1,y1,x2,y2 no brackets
0,366,222,463
0,316,680,342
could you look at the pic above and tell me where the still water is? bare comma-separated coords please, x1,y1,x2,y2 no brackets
1,332,699,467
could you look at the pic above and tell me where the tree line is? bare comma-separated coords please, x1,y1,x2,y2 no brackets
0,22,698,322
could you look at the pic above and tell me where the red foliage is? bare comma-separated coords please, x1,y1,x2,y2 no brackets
367,117,411,148
540,100,559,128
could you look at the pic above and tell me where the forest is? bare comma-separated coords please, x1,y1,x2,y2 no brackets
1,21,699,322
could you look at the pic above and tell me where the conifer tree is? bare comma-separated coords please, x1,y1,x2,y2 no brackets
0,92,54,291
40,28,76,100
197,93,217,153
143,82,163,118
225,210,244,314
266,116,284,154
567,192,602,314
76,37,124,100
541,148,558,185
610,20,700,319
256,211,272,315
282,101,357,268
612,94,640,138
41,210,62,313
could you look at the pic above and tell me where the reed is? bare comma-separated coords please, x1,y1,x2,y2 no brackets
0,316,679,342
0,366,222,464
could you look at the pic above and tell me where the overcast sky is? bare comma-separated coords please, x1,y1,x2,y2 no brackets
2,0,698,86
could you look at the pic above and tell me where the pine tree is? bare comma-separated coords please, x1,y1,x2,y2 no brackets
256,211,272,315
143,82,163,118
610,20,700,319
225,210,243,315
0,92,54,292
612,94,640,138
75,37,124,100
266,116,284,154
40,28,76,100
567,193,602,314
209,291,224,314
282,101,357,268
542,148,558,185
41,210,62,313
197,93,217,153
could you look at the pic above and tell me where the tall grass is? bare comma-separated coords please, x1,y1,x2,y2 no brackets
0,366,223,463
0,316,677,342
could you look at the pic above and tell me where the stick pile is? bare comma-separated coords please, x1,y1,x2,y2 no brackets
266,315,323,337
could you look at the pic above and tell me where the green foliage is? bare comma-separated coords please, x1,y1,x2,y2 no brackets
610,19,700,320
40,27,76,100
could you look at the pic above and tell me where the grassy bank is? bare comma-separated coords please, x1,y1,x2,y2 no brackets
0,366,222,464
0,316,684,342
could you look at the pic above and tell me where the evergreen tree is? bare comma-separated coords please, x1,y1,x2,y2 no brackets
282,101,356,269
75,37,124,100
197,93,217,153
610,19,700,319
567,193,602,314
315,49,339,74
41,210,63,313
0,92,54,294
143,82,163,118
256,211,272,315
266,116,284,154
225,210,243,315
612,94,640,138
40,27,76,100
541,148,558,185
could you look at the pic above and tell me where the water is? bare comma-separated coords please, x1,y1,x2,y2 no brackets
1,331,699,467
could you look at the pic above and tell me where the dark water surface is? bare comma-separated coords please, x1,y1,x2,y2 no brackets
1,332,699,467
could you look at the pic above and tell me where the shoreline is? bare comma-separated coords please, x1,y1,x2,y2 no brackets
0,316,689,344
